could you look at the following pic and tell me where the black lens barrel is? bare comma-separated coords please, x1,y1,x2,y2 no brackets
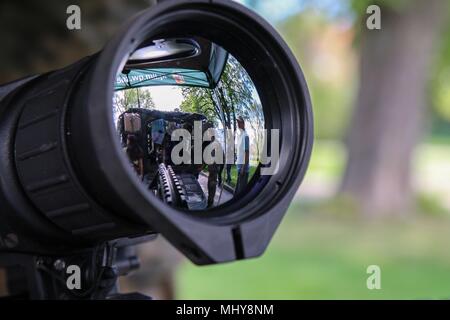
0,0,313,264
10,58,148,248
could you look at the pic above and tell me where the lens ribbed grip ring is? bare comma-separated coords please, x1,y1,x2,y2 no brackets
14,63,136,241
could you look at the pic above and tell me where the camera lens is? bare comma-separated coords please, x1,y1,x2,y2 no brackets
113,36,267,214
1,0,312,264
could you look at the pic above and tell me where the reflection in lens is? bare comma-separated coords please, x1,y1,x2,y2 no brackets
113,37,265,212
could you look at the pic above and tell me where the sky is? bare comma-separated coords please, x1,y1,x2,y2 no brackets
144,85,184,112
237,0,353,24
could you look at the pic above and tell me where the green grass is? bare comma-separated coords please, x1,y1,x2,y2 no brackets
307,140,346,179
223,165,257,188
427,134,450,146
176,140,450,299
176,203,450,299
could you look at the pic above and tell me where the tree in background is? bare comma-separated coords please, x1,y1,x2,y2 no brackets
340,0,449,216
180,55,260,132
114,88,155,115
180,87,222,125
248,0,450,216
0,0,156,83
431,13,450,138
278,8,357,141
217,55,256,132
243,101,265,162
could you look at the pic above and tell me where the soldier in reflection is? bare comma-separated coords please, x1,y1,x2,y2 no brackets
203,122,224,208
124,134,144,181
151,118,166,164
223,128,234,185
235,116,250,194
165,121,179,165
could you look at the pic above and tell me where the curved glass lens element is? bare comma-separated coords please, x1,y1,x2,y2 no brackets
113,37,266,212
126,38,201,68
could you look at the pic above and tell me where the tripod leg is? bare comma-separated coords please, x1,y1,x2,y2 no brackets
0,254,52,299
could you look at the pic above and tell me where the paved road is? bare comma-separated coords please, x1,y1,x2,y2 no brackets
198,173,234,206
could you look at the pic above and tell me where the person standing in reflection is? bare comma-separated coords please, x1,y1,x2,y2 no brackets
125,134,144,181
225,129,233,185
203,122,224,208
150,118,167,164
235,116,249,194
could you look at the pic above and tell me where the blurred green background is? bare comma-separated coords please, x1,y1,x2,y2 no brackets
174,0,450,299
1,0,449,300
176,144,450,299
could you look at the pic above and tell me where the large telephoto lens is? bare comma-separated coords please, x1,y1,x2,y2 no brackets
0,0,313,265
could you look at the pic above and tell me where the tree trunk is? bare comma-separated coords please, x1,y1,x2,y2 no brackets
340,0,447,216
